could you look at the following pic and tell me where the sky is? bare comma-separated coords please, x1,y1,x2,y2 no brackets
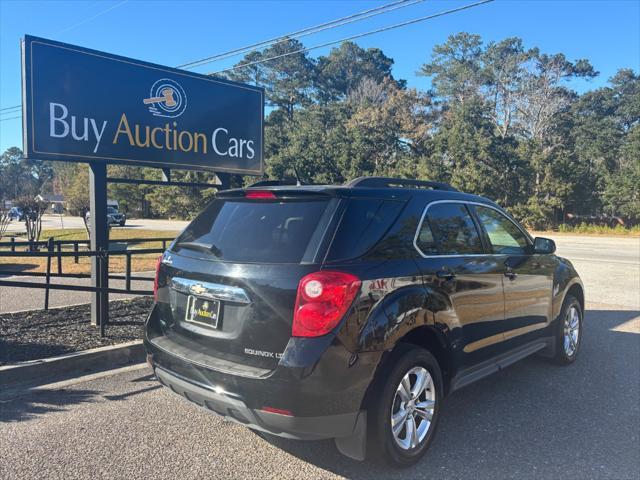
1,0,639,152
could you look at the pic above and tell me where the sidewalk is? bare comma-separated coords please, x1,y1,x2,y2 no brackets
0,272,154,314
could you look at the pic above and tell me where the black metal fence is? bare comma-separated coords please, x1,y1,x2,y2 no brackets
0,236,173,334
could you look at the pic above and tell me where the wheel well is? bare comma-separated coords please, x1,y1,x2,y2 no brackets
358,326,455,412
396,326,453,393
566,283,584,312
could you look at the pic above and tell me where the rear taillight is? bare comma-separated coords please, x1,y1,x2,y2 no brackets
245,190,276,199
292,271,361,337
153,255,163,301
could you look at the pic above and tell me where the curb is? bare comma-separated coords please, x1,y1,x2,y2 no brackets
0,340,146,388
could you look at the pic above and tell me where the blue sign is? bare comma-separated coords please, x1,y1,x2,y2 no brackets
21,35,264,174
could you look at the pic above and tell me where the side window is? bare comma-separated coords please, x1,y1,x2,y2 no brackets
474,206,530,255
326,198,405,261
415,216,438,255
417,203,483,255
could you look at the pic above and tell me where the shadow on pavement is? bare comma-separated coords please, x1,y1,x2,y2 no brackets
0,339,77,366
0,388,101,423
0,370,156,423
258,308,640,479
103,384,161,401
0,264,39,276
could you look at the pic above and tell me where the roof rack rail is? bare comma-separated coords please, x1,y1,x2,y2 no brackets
346,176,458,192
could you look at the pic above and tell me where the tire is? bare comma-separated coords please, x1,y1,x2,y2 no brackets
366,344,443,467
552,294,583,364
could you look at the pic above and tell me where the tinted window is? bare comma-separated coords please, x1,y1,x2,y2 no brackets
475,206,529,255
175,199,334,263
415,216,438,255
418,203,483,255
327,198,405,261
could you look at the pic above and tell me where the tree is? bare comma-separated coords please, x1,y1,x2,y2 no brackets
15,197,47,246
419,33,601,227
1,147,54,200
572,69,640,219
266,102,351,184
0,205,10,240
419,33,485,107
481,37,534,138
65,164,90,232
347,79,434,176
1,36,636,230
603,125,640,221
107,165,154,217
513,53,597,142
145,169,219,219
316,42,400,102
225,38,315,120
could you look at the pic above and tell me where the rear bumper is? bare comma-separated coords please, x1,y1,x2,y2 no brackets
151,363,360,440
144,304,382,440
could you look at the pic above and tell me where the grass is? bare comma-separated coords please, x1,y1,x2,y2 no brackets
0,228,180,275
40,228,179,244
539,224,640,237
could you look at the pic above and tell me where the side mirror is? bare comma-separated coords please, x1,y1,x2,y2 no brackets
533,237,556,254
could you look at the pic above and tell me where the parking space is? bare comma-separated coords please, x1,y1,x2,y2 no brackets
1,305,638,480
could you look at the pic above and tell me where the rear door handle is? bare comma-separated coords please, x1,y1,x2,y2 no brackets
504,271,518,281
436,270,456,281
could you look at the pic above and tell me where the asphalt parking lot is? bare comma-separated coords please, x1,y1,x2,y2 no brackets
1,234,639,479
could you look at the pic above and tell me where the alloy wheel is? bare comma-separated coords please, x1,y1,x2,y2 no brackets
390,366,436,450
563,305,580,357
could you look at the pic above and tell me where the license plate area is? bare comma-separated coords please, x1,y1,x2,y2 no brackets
185,295,221,329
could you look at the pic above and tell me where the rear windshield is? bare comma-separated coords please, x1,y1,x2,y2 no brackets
174,198,336,263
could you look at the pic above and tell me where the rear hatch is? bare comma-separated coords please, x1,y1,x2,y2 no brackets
154,189,343,371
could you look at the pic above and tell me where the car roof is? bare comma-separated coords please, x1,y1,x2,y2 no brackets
228,181,503,210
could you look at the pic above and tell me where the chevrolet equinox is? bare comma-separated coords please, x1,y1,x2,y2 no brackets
145,176,584,467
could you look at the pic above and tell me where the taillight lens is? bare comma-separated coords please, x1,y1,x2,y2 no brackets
153,255,163,301
245,190,276,199
292,271,361,337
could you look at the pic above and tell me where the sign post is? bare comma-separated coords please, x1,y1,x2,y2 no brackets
89,163,109,330
21,34,264,331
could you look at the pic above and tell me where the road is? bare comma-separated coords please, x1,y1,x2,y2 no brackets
1,234,639,479
5,215,188,234
544,234,640,309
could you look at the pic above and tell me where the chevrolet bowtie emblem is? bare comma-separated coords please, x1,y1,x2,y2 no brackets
189,284,207,296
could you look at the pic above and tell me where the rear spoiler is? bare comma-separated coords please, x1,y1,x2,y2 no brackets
216,187,344,200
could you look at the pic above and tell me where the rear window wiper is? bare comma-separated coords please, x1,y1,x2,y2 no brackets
173,241,222,257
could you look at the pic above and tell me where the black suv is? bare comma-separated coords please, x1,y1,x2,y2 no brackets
145,177,584,467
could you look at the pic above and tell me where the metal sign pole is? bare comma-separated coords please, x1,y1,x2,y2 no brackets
89,162,109,330
217,172,231,190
